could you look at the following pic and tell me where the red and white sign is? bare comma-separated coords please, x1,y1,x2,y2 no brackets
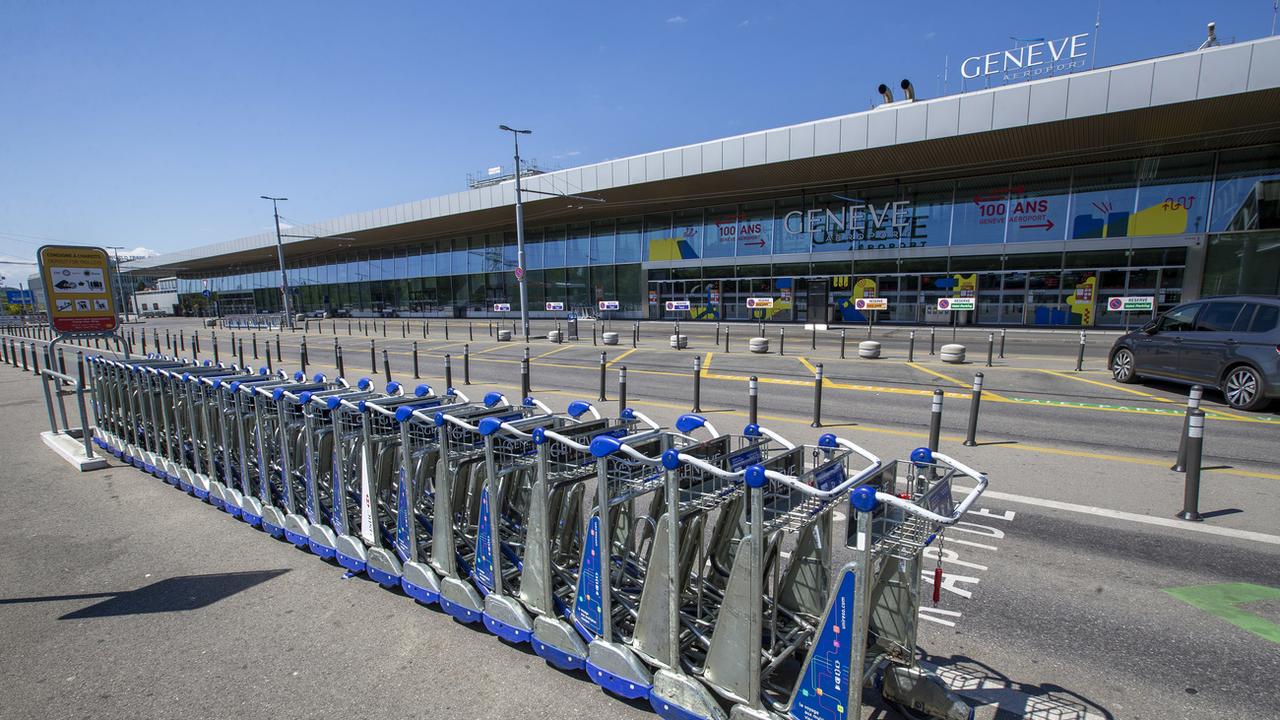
746,297,774,309
854,297,888,311
598,300,620,311
545,301,565,311
513,267,525,281
648,290,658,305
493,303,511,312
665,300,691,312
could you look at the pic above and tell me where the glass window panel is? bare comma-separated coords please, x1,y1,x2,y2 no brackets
673,209,704,260
898,180,953,251
1006,169,1071,243
590,220,615,265
703,205,739,259
952,175,1011,245
544,227,567,268
616,217,643,263
615,264,642,311
566,223,591,266
774,197,811,254
467,237,485,275
1210,146,1280,232
1202,230,1280,296
502,232,517,271
642,213,674,262
1068,161,1139,239
524,228,544,270
1132,153,1213,235
735,201,774,257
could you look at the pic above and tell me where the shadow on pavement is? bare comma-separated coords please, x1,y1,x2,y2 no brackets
922,652,1116,719
0,569,289,619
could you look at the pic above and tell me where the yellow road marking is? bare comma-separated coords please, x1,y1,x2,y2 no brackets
532,345,574,360
606,347,638,367
905,361,1009,401
700,352,714,374
1036,368,1175,403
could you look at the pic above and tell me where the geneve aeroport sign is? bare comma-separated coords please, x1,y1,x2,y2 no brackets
961,33,1091,84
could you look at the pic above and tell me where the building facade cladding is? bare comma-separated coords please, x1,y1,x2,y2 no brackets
178,143,1280,327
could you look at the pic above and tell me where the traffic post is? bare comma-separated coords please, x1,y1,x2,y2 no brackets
520,346,531,398
444,353,453,391
929,326,936,355
908,331,916,363
382,349,391,384
692,355,702,412
811,363,823,428
840,329,846,359
1075,331,1086,372
778,328,785,356
276,334,282,363
253,333,259,359
238,339,245,369
748,376,758,425
265,343,273,372
1172,385,1204,472
370,339,376,372
1175,409,1206,522
963,373,984,447
999,328,1006,358
986,333,994,367
336,345,344,378
463,344,471,385
928,389,944,452
412,341,420,379
598,351,607,401
617,366,627,417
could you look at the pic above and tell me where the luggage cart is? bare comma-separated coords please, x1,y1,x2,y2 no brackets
353,382,464,585
384,385,477,600
327,381,396,573
128,358,191,480
522,405,660,670
562,413,725,699
158,363,240,497
299,376,382,559
276,374,362,548
707,437,986,720
221,370,293,525
474,399,621,643
202,368,275,514
251,372,347,542
431,392,546,622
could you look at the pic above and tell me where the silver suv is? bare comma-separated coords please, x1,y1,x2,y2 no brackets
1109,296,1280,411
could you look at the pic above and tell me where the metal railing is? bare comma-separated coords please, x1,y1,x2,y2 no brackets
39,367,95,461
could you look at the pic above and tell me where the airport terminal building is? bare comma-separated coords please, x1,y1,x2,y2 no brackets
134,35,1280,327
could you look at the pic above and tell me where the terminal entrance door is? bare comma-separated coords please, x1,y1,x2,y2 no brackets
804,279,829,324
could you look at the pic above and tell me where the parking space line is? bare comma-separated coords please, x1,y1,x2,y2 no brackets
906,361,1009,401
605,347,637,367
476,343,517,354
532,345,574,360
1035,368,1176,403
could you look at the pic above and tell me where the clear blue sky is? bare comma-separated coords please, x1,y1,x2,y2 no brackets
0,0,1274,280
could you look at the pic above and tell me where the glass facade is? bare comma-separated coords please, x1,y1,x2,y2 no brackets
177,146,1280,326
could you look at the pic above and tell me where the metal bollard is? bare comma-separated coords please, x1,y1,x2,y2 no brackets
370,339,376,372
633,322,638,348
238,339,245,369
748,376,758,425
840,329,846,359
445,323,449,340
276,334,282,362
266,344,273,372
383,349,391,384
1075,331,1086,372
692,355,702,412
963,373,984,447
598,351,607,401
999,328,1006,359
382,321,386,338
468,323,474,341
618,366,627,417
489,322,493,338
301,337,309,367
715,323,720,346
724,326,730,353
166,329,171,350
31,344,38,375
348,320,352,335
521,347,531,398
1175,409,1206,522
412,341,420,379
213,336,219,364
1171,385,1204,472
142,331,147,354
909,331,916,363
444,353,453,391
336,346,345,378
593,324,597,346
811,324,817,350
811,363,824,428
423,322,427,339
987,333,994,367
463,344,471,385
20,341,28,371
401,322,406,339
929,326,936,355
332,337,338,370
76,351,85,389
928,389,944,452
778,328,785,356
58,347,67,375
253,333,259,359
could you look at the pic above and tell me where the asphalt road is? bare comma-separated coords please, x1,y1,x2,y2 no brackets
3,320,1279,719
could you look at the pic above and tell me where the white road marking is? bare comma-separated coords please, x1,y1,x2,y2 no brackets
967,488,1280,546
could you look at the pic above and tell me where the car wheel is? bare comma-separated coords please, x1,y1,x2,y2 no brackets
1111,348,1137,384
1222,365,1267,411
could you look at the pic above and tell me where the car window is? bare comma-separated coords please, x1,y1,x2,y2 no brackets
1195,301,1246,332
1249,304,1279,333
1158,304,1200,332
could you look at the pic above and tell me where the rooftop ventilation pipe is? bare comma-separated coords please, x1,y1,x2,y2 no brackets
900,78,915,101
877,84,894,104
1198,21,1219,50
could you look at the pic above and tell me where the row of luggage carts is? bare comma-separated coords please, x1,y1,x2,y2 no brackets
85,352,988,720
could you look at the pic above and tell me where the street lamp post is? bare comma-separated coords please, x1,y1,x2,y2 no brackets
499,125,532,342
261,195,292,329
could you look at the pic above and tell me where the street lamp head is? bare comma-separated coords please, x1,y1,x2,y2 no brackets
499,125,531,134
260,195,288,201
